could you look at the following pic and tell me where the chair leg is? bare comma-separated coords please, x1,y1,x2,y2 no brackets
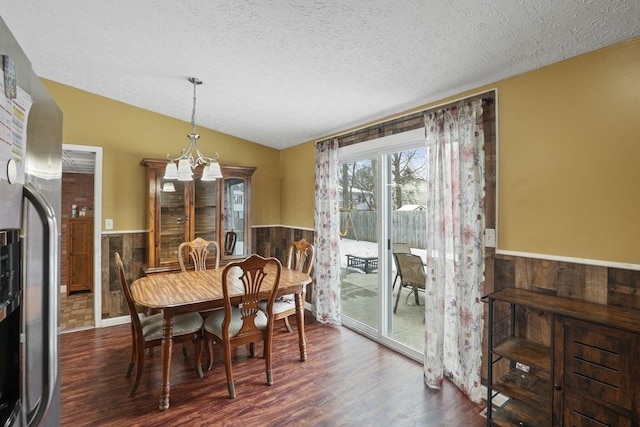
393,284,402,313
126,341,136,378
227,381,236,399
182,343,189,358
126,327,137,378
283,316,293,333
392,273,399,290
194,333,204,379
129,382,139,398
404,288,419,306
223,341,235,398
206,337,215,371
206,334,215,371
130,338,145,397
265,336,273,386
125,361,135,379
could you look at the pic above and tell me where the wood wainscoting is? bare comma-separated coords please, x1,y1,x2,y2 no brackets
254,226,315,303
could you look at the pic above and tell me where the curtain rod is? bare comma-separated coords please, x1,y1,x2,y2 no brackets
319,91,495,145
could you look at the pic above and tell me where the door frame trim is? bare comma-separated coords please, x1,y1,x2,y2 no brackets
62,144,103,328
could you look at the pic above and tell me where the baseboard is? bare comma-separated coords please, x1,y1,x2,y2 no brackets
100,315,130,327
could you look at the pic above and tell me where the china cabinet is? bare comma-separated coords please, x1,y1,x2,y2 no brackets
141,158,255,274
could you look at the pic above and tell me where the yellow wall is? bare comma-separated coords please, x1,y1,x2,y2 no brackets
282,36,640,265
279,141,316,228
42,80,281,231
497,37,640,264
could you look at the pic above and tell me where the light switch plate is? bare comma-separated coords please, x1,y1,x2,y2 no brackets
105,218,113,230
485,228,496,247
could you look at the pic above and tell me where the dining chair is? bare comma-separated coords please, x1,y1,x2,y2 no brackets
197,254,282,398
392,252,426,313
259,238,314,332
224,230,237,255
178,237,221,343
391,242,412,290
178,237,220,271
115,252,205,397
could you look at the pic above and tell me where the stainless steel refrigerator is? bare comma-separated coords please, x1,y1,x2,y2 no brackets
0,16,62,427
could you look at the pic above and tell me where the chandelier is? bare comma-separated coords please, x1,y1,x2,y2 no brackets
163,76,223,184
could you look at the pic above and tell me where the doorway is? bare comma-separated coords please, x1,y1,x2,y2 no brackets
339,128,426,362
60,144,103,331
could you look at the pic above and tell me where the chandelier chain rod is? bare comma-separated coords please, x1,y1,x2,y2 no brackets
190,77,199,135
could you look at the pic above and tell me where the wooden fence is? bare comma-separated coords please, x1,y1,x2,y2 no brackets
340,210,427,249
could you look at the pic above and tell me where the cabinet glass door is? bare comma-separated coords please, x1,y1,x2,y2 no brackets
222,177,245,257
193,179,217,241
159,180,188,265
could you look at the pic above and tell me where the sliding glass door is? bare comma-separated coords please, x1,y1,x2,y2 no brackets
339,129,426,360
387,147,426,352
339,156,379,331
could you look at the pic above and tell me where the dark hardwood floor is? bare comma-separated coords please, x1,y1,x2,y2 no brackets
60,312,486,426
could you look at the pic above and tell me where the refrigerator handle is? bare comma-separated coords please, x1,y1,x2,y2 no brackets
23,183,59,427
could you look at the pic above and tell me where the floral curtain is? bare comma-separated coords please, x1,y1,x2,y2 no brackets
423,99,485,404
313,139,341,324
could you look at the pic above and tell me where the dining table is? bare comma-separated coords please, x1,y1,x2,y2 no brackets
130,264,312,410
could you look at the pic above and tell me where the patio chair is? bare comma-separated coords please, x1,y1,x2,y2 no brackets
392,252,426,313
392,243,412,289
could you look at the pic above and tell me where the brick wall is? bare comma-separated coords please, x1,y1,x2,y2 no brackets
61,172,95,290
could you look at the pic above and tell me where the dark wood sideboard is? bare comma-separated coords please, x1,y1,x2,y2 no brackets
486,288,640,426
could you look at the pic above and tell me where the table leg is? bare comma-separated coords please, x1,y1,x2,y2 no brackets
294,291,307,361
159,308,175,410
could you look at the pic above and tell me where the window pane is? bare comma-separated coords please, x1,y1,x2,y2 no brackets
340,158,379,330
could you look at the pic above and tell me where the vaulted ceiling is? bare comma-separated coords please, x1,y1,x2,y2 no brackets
2,1,639,151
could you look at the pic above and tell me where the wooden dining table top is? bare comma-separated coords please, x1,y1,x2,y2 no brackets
130,265,312,309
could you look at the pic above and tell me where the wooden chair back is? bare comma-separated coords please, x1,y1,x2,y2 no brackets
221,254,282,338
197,254,282,398
115,253,204,396
115,252,143,332
178,237,220,271
224,230,237,255
287,238,314,275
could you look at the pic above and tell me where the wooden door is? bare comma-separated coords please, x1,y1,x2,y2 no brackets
68,218,93,294
554,316,638,425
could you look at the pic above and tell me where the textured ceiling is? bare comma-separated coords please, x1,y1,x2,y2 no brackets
1,1,639,150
